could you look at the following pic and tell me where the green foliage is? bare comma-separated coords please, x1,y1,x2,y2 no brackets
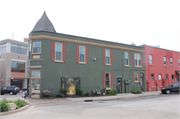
84,92,89,96
95,91,97,95
131,90,141,94
76,87,82,95
60,88,67,96
14,99,27,109
0,101,10,112
56,93,64,98
6,100,13,103
106,90,118,95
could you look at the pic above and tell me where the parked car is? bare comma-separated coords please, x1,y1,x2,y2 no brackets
161,81,180,94
12,86,20,93
0,86,18,95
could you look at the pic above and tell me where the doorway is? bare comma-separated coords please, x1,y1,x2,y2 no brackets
116,77,122,93
140,76,144,91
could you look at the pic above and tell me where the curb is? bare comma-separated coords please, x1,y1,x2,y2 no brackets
0,105,29,116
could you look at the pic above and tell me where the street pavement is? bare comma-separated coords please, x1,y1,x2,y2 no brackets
1,93,180,119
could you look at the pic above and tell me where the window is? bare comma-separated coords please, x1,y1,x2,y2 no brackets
170,58,173,65
31,79,40,93
0,43,7,54
166,75,168,80
149,55,152,64
31,71,40,77
134,53,141,66
151,74,154,80
135,73,138,81
178,59,180,67
79,46,86,62
55,43,62,61
11,43,27,55
124,52,129,65
105,49,110,64
33,42,41,53
159,75,161,80
173,82,179,87
172,75,174,80
11,61,25,73
163,57,166,65
29,41,32,52
106,73,111,88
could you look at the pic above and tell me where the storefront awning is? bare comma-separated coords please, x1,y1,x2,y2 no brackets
11,72,25,79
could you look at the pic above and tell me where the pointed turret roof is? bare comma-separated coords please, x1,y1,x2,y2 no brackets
31,11,56,33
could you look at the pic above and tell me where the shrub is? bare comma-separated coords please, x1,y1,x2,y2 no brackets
60,88,67,96
14,99,27,109
84,92,89,96
113,90,118,95
42,90,51,97
56,93,64,98
6,100,13,103
0,101,10,112
76,87,82,95
131,90,141,94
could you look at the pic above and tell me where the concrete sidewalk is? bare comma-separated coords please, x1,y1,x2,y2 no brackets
25,91,161,105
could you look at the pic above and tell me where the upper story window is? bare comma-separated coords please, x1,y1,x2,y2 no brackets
178,59,180,67
170,58,173,65
11,43,27,55
134,53,142,66
149,55,153,64
29,41,32,52
33,42,41,53
11,61,25,73
79,46,86,63
105,49,110,64
159,74,161,80
55,43,62,61
124,52,129,66
76,45,89,64
163,57,166,65
31,71,40,77
0,43,7,54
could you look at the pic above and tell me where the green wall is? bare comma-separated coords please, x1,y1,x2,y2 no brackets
29,31,146,97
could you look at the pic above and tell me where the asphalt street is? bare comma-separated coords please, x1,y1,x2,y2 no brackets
1,93,180,119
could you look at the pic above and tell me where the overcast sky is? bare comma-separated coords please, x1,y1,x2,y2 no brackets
0,0,179,51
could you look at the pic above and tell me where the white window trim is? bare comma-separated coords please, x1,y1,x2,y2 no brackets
125,52,129,66
134,53,142,67
79,46,86,63
178,59,180,67
135,73,138,82
105,49,111,65
170,58,173,65
159,74,161,80
32,41,41,54
149,55,153,64
55,43,63,61
106,72,111,89
163,57,166,65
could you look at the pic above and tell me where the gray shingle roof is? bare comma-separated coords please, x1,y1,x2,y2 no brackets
31,12,56,33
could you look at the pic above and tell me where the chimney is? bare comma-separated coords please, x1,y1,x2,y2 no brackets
24,38,28,42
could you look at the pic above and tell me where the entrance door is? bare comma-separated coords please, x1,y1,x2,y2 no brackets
116,78,122,93
140,77,144,91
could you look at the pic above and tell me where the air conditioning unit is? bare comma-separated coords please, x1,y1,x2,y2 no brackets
93,57,96,61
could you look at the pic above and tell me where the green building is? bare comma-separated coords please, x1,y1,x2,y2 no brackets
28,12,146,98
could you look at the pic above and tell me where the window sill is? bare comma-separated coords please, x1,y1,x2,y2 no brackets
30,77,41,79
32,53,41,55
134,81,140,83
78,62,87,64
54,60,64,63
134,66,142,68
170,65,173,67
106,88,112,90
30,66,42,69
164,65,167,67
149,64,153,66
105,64,112,66
125,65,130,67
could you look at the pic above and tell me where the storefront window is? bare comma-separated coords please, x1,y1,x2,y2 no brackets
31,71,40,77
31,79,40,93
11,61,25,72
